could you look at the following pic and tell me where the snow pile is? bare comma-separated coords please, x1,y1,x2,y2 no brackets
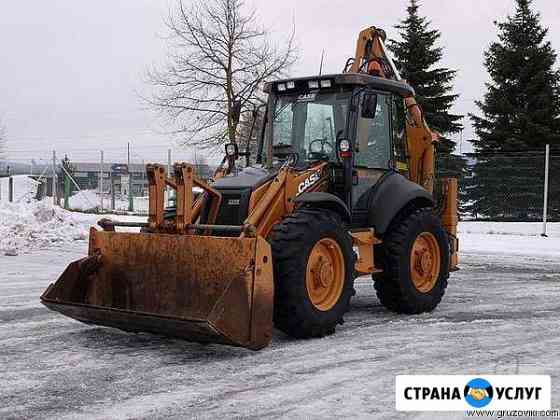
0,175,41,202
0,199,91,255
69,190,107,211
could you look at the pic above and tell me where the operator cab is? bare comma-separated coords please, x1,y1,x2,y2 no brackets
260,73,415,221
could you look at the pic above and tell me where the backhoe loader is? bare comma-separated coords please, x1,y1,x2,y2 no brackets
41,27,459,350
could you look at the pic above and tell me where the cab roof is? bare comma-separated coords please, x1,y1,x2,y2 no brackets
263,73,415,97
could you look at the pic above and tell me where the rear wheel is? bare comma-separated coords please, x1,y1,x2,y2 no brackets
374,208,449,314
270,209,355,338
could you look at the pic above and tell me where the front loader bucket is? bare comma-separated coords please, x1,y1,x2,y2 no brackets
40,229,274,350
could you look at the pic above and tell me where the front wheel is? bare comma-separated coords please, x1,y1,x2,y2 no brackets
374,208,449,314
270,209,355,338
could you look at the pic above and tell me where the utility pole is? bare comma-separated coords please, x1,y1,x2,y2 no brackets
52,150,57,206
542,144,550,237
8,173,13,202
111,166,115,211
100,150,104,213
62,155,71,209
128,142,133,212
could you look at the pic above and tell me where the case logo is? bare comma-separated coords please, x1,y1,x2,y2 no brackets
297,171,321,195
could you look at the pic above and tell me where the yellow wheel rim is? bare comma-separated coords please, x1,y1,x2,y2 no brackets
410,232,441,293
305,238,345,311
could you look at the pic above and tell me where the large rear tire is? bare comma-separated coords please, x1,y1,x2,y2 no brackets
374,208,449,314
270,209,355,338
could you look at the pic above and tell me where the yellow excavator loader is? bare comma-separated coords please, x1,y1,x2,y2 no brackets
41,27,459,350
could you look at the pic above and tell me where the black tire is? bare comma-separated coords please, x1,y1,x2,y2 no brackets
270,209,355,338
374,208,449,314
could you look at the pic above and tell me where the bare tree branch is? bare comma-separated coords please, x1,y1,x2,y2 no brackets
146,0,297,148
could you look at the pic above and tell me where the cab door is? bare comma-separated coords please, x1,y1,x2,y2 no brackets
352,91,393,208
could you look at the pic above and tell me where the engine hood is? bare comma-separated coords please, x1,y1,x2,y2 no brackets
212,166,275,191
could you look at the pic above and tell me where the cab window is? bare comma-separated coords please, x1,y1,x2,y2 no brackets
355,93,392,169
392,95,408,172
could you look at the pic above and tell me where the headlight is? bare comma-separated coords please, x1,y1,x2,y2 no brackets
339,139,351,152
277,83,287,92
308,80,319,89
320,80,332,88
286,81,296,89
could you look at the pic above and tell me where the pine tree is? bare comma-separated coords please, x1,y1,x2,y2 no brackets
468,0,560,219
389,0,463,161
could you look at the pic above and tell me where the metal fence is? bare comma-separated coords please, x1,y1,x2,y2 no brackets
0,147,216,215
3,145,559,229
437,146,558,229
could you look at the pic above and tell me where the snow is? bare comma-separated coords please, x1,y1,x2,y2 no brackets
68,190,149,214
459,222,560,259
1,229,559,419
459,221,560,237
0,179,146,255
0,174,40,202
0,200,91,255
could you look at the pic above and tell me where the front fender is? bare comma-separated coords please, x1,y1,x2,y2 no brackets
294,192,351,223
368,172,433,235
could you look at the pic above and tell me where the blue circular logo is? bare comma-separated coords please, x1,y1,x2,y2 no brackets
464,378,493,408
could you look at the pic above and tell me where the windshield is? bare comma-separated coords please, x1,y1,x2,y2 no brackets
271,91,351,162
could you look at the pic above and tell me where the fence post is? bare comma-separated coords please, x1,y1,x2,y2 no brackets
63,170,71,209
167,148,172,206
100,150,104,213
52,150,57,206
8,176,13,202
542,144,550,237
128,142,133,212
111,167,115,211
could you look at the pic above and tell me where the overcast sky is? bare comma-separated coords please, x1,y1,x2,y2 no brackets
1,0,559,164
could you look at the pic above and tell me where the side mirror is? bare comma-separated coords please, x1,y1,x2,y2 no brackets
361,92,378,119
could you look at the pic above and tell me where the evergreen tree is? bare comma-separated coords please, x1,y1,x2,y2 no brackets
468,0,560,219
389,0,463,160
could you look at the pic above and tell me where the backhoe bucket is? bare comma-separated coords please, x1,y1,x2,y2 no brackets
40,229,274,350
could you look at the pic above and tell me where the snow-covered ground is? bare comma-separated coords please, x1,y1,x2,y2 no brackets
1,211,559,418
0,185,560,419
459,221,560,259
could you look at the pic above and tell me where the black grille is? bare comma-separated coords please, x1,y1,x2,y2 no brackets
213,189,252,233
